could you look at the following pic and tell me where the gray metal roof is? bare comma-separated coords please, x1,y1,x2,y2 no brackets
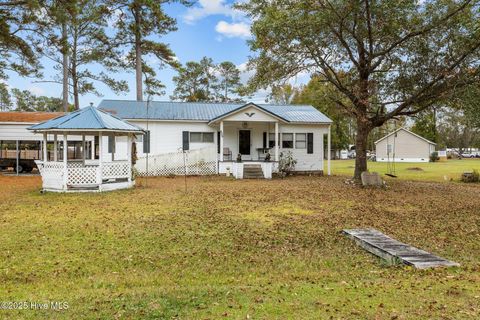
98,100,332,123
28,106,144,133
374,127,437,145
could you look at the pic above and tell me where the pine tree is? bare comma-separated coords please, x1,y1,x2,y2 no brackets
39,0,128,110
0,1,42,80
107,0,188,100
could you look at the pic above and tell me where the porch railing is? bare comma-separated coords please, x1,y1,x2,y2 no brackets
36,160,130,189
135,146,217,176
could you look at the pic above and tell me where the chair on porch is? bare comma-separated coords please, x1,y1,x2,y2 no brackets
223,147,232,161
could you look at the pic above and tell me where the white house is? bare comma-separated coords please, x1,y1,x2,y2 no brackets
375,128,436,163
99,100,333,179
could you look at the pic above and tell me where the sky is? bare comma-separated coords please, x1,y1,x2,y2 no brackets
6,0,309,108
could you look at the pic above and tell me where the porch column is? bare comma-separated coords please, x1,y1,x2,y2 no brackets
63,133,68,190
90,136,95,160
82,134,86,166
98,133,103,186
43,133,48,163
126,134,132,182
16,139,19,176
220,121,224,161
327,125,331,176
53,134,58,162
274,122,279,161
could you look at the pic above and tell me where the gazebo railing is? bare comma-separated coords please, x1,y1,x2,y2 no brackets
36,160,130,190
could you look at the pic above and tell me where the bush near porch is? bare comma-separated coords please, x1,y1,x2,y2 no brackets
0,175,479,319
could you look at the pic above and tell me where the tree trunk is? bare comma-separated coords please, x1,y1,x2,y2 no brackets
72,63,79,110
353,119,372,180
62,22,69,112
134,6,143,101
72,27,79,110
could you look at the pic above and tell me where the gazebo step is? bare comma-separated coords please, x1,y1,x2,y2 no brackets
67,184,100,190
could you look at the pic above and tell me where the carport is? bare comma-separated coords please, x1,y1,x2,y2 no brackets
0,111,64,174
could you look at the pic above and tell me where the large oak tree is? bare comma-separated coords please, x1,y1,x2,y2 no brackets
239,0,480,179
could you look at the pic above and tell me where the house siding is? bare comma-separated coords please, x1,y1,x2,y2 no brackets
277,124,328,171
129,121,216,156
130,119,329,172
376,129,435,162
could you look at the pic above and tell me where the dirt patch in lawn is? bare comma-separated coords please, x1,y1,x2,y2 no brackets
407,167,424,171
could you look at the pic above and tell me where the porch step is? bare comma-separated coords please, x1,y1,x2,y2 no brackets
243,164,264,179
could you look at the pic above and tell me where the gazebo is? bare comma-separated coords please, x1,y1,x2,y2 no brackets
28,106,144,192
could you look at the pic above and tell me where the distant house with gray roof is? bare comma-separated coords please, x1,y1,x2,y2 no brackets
375,128,436,163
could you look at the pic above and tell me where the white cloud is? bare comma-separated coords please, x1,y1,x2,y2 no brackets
183,0,236,24
29,86,44,96
215,21,251,39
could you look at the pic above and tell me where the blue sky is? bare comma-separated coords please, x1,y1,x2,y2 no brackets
6,0,308,107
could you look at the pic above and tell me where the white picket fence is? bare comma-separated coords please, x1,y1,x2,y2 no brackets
135,146,218,176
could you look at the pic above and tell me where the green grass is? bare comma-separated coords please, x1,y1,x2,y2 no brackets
332,158,480,182
0,175,479,319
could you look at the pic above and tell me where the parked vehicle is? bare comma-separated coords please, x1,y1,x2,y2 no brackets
461,152,476,158
0,158,36,173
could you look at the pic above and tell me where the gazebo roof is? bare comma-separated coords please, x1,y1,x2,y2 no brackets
28,106,144,133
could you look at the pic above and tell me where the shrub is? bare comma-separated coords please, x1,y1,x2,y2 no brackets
473,170,479,183
278,151,297,177
461,169,479,183
430,151,439,162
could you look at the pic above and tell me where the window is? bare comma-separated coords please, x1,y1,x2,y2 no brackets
387,144,393,154
269,133,275,148
190,132,214,143
295,133,306,149
282,133,293,148
143,131,150,154
108,135,115,153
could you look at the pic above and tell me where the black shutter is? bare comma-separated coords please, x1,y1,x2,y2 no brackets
217,131,220,154
307,133,314,154
182,131,189,151
143,131,150,154
263,132,267,149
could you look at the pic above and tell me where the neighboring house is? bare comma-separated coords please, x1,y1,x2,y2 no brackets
0,112,64,172
375,128,436,163
99,100,333,178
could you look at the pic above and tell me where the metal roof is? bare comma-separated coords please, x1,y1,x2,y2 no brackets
28,106,144,133
374,127,437,145
98,100,333,124
0,112,64,123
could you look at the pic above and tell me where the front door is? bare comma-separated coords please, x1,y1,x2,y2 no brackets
238,130,251,156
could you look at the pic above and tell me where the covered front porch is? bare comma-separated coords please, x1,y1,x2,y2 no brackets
209,103,331,179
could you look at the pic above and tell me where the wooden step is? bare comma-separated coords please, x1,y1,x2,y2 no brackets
243,164,264,179
343,228,459,269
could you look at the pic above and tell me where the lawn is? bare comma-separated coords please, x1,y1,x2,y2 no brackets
0,174,479,319
332,158,480,182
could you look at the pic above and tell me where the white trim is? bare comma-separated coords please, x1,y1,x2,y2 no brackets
30,129,144,134
374,127,436,145
127,118,208,123
377,157,429,163
208,103,288,124
0,121,39,125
